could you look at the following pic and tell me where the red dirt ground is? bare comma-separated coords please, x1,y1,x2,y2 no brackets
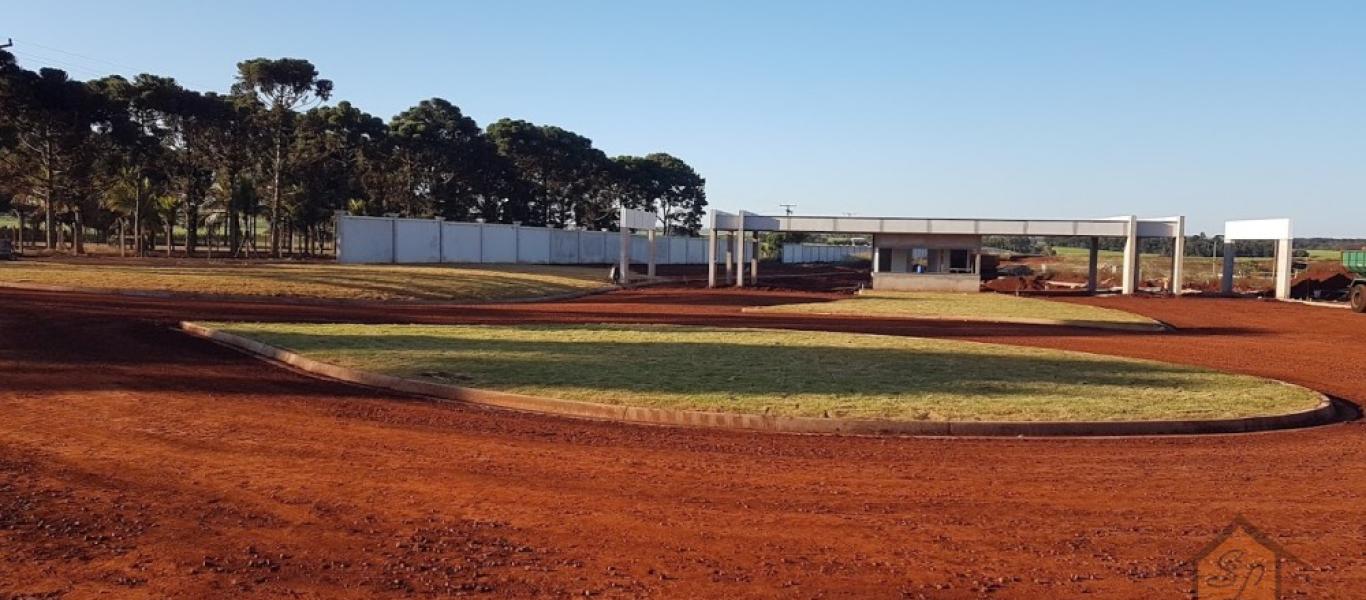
2,285,1364,599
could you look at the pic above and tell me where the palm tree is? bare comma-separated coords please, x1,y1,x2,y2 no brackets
153,194,181,258
102,169,157,256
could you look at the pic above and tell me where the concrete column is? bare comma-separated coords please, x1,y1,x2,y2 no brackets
724,238,733,284
734,227,746,288
1171,216,1186,296
749,233,759,286
871,236,880,273
436,217,445,263
618,225,630,285
1221,241,1236,295
706,228,717,288
1121,216,1138,294
1086,236,1099,293
1274,237,1292,300
390,217,397,264
647,229,657,279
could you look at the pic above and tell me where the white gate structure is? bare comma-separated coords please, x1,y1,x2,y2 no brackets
1222,218,1293,299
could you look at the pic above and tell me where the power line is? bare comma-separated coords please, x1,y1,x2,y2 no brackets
9,49,112,80
14,37,149,76
8,37,220,91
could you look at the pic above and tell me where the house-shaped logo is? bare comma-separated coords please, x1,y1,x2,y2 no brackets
1189,516,1302,599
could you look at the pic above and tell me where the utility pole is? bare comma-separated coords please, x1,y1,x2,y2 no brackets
1,39,13,50
778,204,796,216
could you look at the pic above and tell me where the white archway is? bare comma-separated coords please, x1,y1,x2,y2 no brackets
1222,218,1293,299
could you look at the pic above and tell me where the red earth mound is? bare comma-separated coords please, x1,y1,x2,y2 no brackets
1291,262,1355,300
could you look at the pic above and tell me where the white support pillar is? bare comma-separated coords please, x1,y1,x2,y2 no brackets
1121,215,1139,295
1171,216,1186,296
1086,236,1099,294
706,227,717,288
647,229,657,279
1221,241,1236,295
1274,237,1292,300
618,223,630,285
724,237,733,284
749,233,759,285
871,236,881,274
734,227,746,288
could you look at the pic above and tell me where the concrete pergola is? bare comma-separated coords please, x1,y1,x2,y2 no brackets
707,210,1186,295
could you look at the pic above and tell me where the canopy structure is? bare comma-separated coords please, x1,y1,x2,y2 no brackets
708,210,1186,294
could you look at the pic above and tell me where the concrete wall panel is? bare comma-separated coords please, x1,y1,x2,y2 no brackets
686,239,706,263
481,225,518,263
781,243,871,264
549,229,580,264
669,237,688,265
394,219,442,263
518,227,551,264
338,216,395,263
579,231,608,264
442,222,482,262
629,236,650,262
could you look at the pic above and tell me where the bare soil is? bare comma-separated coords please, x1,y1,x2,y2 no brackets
2,285,1363,598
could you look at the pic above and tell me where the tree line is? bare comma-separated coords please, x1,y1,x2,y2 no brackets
0,53,707,257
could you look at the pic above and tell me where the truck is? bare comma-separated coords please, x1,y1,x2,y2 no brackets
1347,250,1366,313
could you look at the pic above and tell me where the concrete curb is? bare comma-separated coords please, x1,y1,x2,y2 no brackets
179,322,1339,437
0,280,621,307
1276,298,1351,310
740,307,1171,333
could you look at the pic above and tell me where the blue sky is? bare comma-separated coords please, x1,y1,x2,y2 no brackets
7,1,1365,236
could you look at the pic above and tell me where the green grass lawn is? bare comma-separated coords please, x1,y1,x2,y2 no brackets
1306,249,1343,261
748,291,1159,328
0,260,610,302
206,322,1321,422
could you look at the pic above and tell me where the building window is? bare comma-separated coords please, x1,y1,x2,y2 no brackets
949,249,971,273
910,248,929,273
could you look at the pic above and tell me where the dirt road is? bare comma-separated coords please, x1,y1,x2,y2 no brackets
1,286,1362,598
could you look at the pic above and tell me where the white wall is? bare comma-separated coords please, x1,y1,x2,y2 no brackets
393,220,441,263
781,243,871,264
337,216,395,264
338,215,742,266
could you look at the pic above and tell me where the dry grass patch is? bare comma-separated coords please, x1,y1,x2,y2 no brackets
0,260,609,302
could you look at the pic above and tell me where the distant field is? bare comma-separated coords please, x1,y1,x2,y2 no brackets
0,260,610,301
207,322,1321,422
749,291,1159,328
